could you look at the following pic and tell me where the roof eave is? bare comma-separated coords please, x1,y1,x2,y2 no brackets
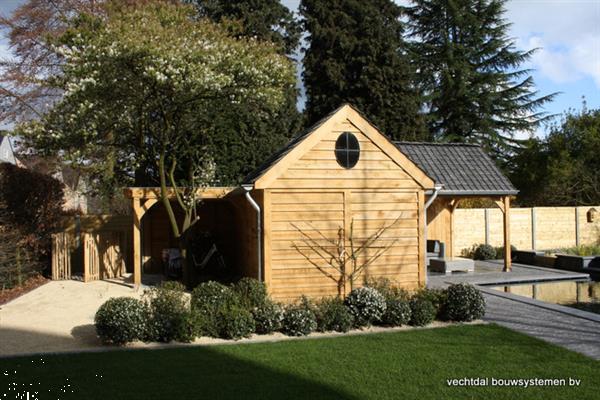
438,190,519,197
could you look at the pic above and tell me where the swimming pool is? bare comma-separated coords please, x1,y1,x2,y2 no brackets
489,280,600,314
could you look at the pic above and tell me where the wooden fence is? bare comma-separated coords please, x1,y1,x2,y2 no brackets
51,215,132,281
453,205,600,255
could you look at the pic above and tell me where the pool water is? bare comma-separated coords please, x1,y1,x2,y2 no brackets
490,280,600,314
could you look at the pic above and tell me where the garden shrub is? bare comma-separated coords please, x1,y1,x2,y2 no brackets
314,297,354,333
191,281,238,311
381,298,412,326
281,304,317,336
412,287,448,320
473,244,496,260
409,297,436,326
95,297,148,345
191,281,239,337
232,277,268,310
344,287,386,327
494,245,518,259
144,282,192,343
252,300,284,334
445,283,486,322
0,163,65,261
365,277,409,301
217,305,255,340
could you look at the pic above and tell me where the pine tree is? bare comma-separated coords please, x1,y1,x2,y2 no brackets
300,0,428,141
187,0,303,184
407,0,556,153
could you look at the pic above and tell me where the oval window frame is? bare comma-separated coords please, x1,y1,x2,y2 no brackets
334,132,360,169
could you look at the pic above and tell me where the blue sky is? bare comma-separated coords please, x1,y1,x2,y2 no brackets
1,0,599,138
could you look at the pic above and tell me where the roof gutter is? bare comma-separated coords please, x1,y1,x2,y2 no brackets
423,185,443,286
241,184,262,282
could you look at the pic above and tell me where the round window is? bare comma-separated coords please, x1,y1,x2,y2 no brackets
335,132,360,169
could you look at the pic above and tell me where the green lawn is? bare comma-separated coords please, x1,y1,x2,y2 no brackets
1,324,598,399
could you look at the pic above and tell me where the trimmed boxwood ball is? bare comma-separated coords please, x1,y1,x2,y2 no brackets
445,283,486,322
381,298,412,326
252,300,284,334
232,277,268,310
144,282,192,343
345,287,386,327
281,305,317,336
191,281,239,337
95,297,147,345
218,306,255,340
315,297,354,333
409,297,436,326
412,288,448,320
191,281,238,311
473,244,496,260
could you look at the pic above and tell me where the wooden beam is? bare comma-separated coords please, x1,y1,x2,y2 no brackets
124,186,236,200
343,189,352,296
262,190,272,292
503,196,512,272
132,198,143,287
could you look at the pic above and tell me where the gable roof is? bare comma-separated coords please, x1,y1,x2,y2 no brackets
243,104,434,189
394,142,518,196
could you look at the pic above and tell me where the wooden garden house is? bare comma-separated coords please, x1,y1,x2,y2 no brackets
124,104,517,301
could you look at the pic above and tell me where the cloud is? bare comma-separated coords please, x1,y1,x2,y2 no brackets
505,0,600,88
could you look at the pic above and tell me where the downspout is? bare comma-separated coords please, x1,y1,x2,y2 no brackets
242,184,262,282
423,185,443,286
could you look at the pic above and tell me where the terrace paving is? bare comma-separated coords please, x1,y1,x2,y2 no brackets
429,260,600,360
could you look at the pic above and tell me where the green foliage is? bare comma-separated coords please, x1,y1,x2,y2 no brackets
408,297,436,326
548,245,600,257
252,300,284,334
445,283,486,322
494,245,517,259
412,288,447,321
232,277,268,310
380,298,412,326
471,244,497,260
0,162,65,261
281,305,317,336
94,297,148,345
509,107,600,206
217,305,255,340
19,1,296,225
190,0,301,55
300,0,427,141
345,287,387,327
144,282,193,343
407,0,555,153
365,277,410,301
314,297,355,333
191,281,239,337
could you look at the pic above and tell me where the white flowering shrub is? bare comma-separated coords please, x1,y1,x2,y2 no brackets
94,297,148,345
191,281,239,337
445,283,486,322
232,278,269,310
252,300,284,334
345,287,387,327
282,305,317,336
143,282,193,343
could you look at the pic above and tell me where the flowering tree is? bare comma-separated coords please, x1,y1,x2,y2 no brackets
18,2,295,276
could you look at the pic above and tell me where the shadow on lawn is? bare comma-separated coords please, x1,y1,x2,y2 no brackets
0,327,359,400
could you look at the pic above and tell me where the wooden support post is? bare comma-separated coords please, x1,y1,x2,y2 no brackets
503,196,512,272
262,190,272,292
417,191,426,287
132,198,142,287
343,190,353,296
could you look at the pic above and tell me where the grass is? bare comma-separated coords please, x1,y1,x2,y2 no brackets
1,324,598,399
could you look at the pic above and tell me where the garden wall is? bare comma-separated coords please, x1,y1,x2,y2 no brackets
453,206,600,255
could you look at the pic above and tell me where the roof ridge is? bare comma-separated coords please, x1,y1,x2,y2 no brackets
394,141,481,147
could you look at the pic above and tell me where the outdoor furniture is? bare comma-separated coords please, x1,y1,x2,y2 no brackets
513,250,545,265
429,257,475,275
426,240,446,265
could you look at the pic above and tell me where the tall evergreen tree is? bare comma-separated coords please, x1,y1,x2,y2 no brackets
300,0,428,141
407,0,556,153
186,0,303,184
